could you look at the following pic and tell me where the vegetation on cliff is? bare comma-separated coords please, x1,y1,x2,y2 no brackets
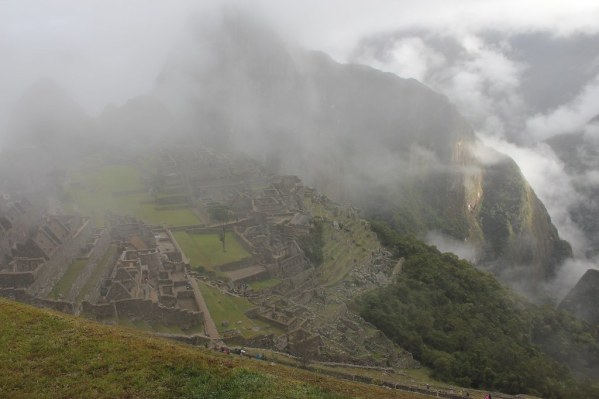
357,223,599,399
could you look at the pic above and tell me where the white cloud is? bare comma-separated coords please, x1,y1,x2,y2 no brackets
1,0,599,121
526,74,599,139
479,134,589,256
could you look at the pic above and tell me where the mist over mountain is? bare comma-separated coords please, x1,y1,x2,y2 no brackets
349,26,599,298
2,3,599,397
83,12,571,296
0,11,575,298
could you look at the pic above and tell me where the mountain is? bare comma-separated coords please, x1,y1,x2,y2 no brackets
546,115,599,258
97,94,178,151
559,268,599,325
6,77,95,153
351,29,599,142
141,12,571,294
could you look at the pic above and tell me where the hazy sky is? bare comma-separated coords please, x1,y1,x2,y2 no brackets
2,0,599,118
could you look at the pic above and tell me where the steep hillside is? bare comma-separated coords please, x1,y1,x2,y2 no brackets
475,155,572,284
559,269,599,325
357,224,599,398
0,298,422,399
139,12,571,293
545,116,599,258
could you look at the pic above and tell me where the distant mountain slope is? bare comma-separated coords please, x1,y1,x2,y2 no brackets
143,12,571,293
546,115,599,258
0,298,420,399
559,269,599,325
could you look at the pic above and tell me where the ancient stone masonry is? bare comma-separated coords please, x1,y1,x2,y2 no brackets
81,298,202,331
0,206,93,296
66,228,111,301
84,218,206,332
0,288,75,314
158,147,268,209
1,152,416,370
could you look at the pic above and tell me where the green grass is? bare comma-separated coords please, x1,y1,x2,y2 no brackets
76,245,117,302
173,232,251,271
248,278,281,291
65,164,201,227
116,317,205,336
1,298,425,399
48,259,87,300
198,282,282,337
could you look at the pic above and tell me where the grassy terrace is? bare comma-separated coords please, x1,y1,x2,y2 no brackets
76,244,117,302
248,278,281,291
0,298,426,399
48,259,87,300
304,197,380,287
65,164,201,227
173,231,251,272
198,282,282,337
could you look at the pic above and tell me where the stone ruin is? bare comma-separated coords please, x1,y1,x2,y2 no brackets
0,198,93,297
83,218,204,333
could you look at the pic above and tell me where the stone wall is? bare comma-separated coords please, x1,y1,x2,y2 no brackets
29,218,93,296
81,300,116,318
218,259,253,272
86,247,119,304
224,333,276,349
155,333,211,347
0,270,36,288
0,288,75,314
66,228,112,301
83,298,203,331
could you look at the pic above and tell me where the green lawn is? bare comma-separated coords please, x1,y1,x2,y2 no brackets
65,164,201,227
198,282,282,337
173,231,251,271
48,259,87,300
248,278,281,291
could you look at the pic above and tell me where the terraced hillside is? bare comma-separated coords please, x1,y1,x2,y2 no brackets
63,163,202,227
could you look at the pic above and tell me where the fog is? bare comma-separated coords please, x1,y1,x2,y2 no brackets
3,0,599,298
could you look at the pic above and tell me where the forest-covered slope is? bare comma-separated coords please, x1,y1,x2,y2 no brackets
357,223,599,399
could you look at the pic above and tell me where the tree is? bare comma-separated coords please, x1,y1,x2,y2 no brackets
208,203,233,252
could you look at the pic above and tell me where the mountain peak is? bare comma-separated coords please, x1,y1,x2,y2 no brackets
559,268,599,324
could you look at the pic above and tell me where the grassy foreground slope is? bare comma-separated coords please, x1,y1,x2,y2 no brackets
0,299,419,399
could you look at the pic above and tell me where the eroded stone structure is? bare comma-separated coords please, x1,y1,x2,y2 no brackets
0,199,93,296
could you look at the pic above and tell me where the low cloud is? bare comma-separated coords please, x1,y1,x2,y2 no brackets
526,73,599,139
545,257,599,302
479,134,589,255
426,231,478,262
